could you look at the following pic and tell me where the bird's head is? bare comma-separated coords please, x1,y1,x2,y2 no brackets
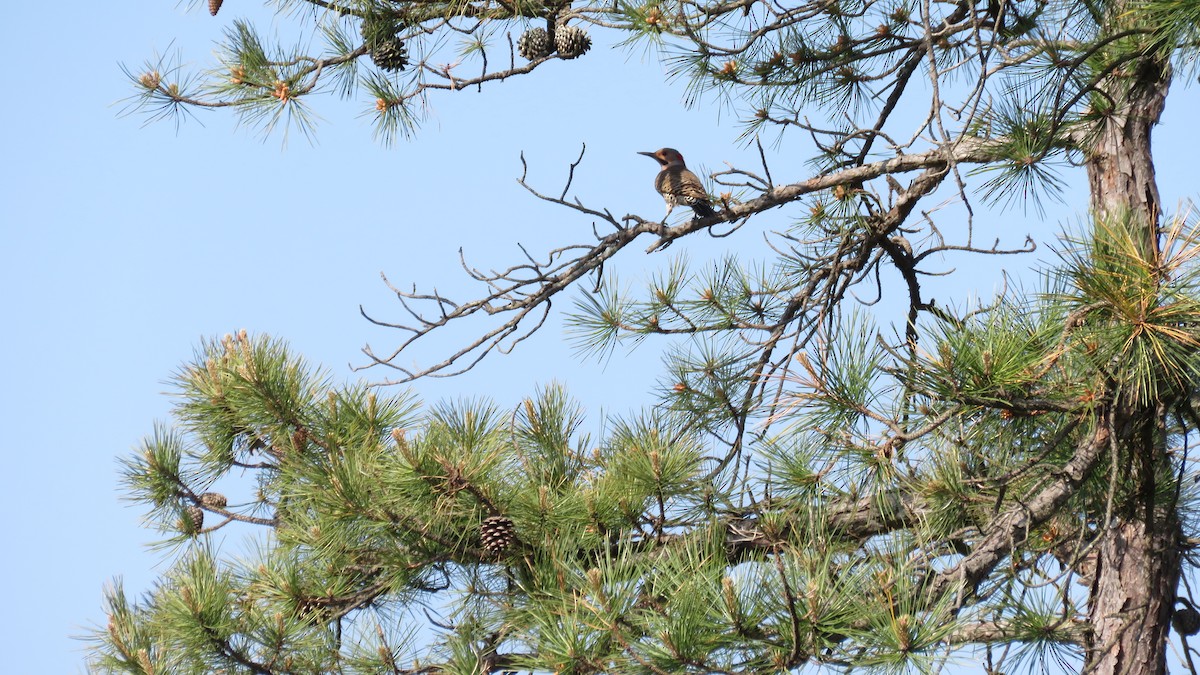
638,148,686,168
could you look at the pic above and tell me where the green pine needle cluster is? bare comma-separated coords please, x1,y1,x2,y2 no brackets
103,0,1200,669
93,210,1200,672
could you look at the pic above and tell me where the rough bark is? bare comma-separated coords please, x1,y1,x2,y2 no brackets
1087,514,1182,674
1080,21,1179,673
1084,56,1170,258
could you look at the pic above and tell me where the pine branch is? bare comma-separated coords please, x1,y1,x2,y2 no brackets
926,417,1110,605
360,136,1008,383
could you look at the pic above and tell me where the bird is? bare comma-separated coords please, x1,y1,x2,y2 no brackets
638,148,717,221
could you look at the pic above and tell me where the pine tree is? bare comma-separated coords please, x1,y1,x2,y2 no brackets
95,0,1200,672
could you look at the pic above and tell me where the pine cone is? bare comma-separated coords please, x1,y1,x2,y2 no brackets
517,27,553,61
1174,606,1200,636
371,38,409,72
199,492,227,509
181,505,204,534
480,515,516,553
209,0,223,15
554,25,592,59
362,15,409,72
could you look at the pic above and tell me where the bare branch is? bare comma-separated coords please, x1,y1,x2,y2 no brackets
361,137,1008,382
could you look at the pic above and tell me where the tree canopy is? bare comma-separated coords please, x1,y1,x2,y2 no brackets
92,0,1200,672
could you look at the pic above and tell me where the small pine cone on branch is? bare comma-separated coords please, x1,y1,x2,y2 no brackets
199,492,227,509
371,38,409,72
554,25,592,59
181,505,204,535
1174,606,1200,636
480,515,516,554
209,0,223,16
517,27,553,61
362,15,410,72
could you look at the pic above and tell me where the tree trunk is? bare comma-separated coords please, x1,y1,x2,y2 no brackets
1080,31,1179,674
1087,513,1181,673
1083,55,1169,258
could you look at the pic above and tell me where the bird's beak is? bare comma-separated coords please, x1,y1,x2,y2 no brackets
637,151,656,158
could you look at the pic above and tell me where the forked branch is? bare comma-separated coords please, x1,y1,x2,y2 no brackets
358,137,1013,382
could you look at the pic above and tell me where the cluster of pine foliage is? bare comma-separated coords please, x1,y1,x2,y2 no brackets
93,0,1200,672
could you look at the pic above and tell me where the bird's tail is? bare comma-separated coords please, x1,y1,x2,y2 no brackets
693,201,718,218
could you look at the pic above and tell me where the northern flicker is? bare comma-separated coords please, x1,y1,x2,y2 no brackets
638,148,717,221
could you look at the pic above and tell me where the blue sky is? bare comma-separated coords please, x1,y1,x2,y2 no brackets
1,2,1197,672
